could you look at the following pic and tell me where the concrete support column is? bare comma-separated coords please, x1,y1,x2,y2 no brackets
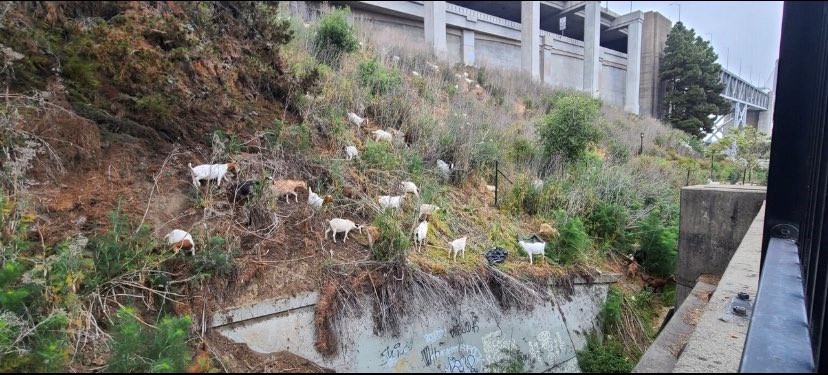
462,29,475,66
583,1,602,97
424,1,447,59
521,1,540,80
624,19,643,114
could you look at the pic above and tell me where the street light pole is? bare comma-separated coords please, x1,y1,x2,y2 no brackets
669,3,681,22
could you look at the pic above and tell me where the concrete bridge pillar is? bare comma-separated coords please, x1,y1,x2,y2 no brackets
583,1,602,97
424,1,447,59
624,18,643,114
462,29,475,66
521,1,541,80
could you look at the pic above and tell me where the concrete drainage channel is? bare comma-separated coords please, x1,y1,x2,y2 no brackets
210,274,618,373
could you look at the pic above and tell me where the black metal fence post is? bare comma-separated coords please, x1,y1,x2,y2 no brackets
494,160,498,208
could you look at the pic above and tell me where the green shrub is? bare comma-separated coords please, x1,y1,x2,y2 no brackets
576,334,633,373
108,306,192,373
136,94,172,120
537,94,603,163
372,210,410,262
549,215,590,264
313,8,359,68
607,140,631,164
264,119,283,148
602,286,623,331
357,58,402,95
635,211,677,277
190,236,236,279
508,137,537,165
586,202,628,242
212,130,243,155
89,207,157,287
361,140,399,170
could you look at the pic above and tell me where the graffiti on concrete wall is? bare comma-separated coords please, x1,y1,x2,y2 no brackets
380,341,413,368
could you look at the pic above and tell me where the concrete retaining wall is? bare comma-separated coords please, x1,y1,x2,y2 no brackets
213,275,618,373
676,185,766,307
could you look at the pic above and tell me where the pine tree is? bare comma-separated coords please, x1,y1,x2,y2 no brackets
660,22,729,138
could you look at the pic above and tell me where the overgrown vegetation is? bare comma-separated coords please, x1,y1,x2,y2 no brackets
107,306,192,373
0,0,744,371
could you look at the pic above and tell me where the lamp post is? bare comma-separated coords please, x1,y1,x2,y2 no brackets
639,133,644,155
669,3,681,22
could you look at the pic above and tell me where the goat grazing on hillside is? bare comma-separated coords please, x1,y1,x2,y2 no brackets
164,229,195,256
270,179,307,203
345,146,359,160
400,181,419,197
325,218,362,244
189,162,238,188
418,204,440,220
378,195,405,210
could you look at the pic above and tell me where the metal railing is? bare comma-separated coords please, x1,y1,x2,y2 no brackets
740,2,828,372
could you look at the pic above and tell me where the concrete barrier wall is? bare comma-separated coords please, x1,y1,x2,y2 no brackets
676,185,766,307
213,275,617,373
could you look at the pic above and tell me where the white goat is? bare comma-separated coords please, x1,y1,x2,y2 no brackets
414,221,429,252
164,229,195,256
418,204,440,220
436,160,454,176
392,55,401,63
345,146,359,160
448,236,468,262
518,239,547,265
308,186,331,209
378,195,405,210
189,162,238,188
347,112,367,129
426,61,439,72
325,218,363,244
400,181,419,197
464,78,474,84
412,71,420,77
372,129,394,143
486,185,496,193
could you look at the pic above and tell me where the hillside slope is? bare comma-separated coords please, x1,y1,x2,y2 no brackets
0,2,701,372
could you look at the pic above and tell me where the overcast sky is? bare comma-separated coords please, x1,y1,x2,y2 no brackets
605,1,783,89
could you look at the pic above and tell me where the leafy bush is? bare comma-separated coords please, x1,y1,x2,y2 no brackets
602,286,623,331
549,215,590,264
357,58,402,96
107,306,192,373
361,140,399,170
88,207,156,286
586,202,628,242
508,137,537,165
313,8,359,68
635,211,678,277
264,119,283,148
212,130,242,155
576,334,633,373
372,210,410,262
190,236,236,279
537,94,603,163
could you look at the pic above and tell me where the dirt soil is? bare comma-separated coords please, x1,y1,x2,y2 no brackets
207,332,334,373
